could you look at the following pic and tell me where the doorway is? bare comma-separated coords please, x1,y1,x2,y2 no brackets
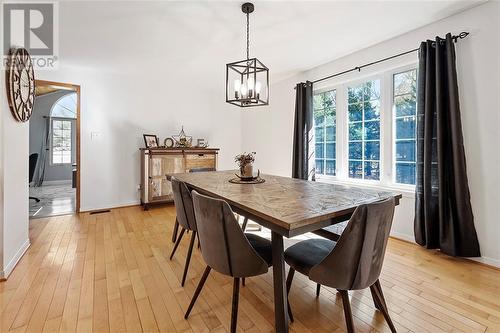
29,80,81,217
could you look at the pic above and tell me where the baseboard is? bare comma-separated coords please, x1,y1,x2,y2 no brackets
41,180,72,186
0,239,31,280
390,231,415,243
389,232,500,269
470,256,500,269
80,200,141,213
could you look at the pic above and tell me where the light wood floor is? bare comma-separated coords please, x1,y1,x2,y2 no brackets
1,205,499,333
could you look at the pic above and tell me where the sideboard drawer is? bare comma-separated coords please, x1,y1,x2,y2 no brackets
185,153,216,171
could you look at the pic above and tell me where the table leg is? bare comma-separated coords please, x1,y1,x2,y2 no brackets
271,231,289,333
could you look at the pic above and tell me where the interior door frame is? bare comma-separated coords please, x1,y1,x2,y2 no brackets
35,80,81,213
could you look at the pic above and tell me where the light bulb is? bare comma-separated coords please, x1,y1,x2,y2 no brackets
240,83,247,97
234,79,241,99
248,77,255,90
255,81,262,94
247,77,254,98
255,81,262,100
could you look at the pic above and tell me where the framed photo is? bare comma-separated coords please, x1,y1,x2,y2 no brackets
143,134,159,148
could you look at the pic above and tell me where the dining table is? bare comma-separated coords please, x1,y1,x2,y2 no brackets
169,170,402,332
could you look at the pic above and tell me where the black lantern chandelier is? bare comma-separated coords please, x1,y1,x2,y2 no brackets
226,2,269,107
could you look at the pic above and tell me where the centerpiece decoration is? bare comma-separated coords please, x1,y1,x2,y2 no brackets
230,152,264,184
235,152,255,178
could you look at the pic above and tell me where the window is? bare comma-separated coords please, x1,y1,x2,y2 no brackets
312,64,418,189
393,69,417,185
347,80,381,180
313,90,336,175
52,119,72,164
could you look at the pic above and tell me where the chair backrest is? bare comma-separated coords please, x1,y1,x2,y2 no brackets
309,197,395,290
189,167,216,173
170,177,197,231
192,190,268,278
29,153,38,183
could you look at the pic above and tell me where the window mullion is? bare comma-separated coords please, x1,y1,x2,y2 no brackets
323,121,326,173
381,71,392,186
361,96,365,179
338,85,347,180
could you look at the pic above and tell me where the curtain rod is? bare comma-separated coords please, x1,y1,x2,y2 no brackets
295,31,469,88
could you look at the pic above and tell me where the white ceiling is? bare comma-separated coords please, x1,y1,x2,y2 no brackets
59,1,484,82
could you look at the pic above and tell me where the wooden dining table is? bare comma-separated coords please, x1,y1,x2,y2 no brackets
169,170,402,332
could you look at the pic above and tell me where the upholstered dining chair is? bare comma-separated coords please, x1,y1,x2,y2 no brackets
171,167,216,243
169,177,199,287
285,198,396,333
185,191,273,333
311,220,348,296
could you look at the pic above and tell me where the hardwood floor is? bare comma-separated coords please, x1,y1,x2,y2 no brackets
1,205,499,332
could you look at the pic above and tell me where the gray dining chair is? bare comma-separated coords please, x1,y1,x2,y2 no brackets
311,220,349,296
284,198,396,333
169,177,199,287
171,167,216,243
185,191,273,333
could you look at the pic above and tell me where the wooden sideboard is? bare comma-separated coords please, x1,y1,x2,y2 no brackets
140,147,219,209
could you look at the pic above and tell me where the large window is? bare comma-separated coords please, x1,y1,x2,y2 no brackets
314,90,336,175
347,80,381,180
312,65,418,189
393,69,417,185
51,119,72,164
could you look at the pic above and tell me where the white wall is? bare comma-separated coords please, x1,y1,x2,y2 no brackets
0,73,30,278
242,2,500,266
36,68,241,211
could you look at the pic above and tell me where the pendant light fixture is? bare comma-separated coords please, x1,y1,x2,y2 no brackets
226,2,269,107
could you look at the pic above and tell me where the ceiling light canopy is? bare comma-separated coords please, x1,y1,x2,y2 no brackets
226,2,269,108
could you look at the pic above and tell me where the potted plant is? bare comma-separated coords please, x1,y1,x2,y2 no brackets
235,152,256,179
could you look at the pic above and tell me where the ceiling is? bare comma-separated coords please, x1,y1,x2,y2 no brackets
58,1,484,83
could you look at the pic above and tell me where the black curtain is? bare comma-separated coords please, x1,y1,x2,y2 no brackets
414,33,480,257
292,81,314,180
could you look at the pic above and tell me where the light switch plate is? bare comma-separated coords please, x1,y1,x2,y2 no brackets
91,131,101,140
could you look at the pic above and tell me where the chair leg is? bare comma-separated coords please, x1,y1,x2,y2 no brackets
242,278,245,286
370,283,383,310
181,231,197,287
169,228,185,260
285,268,295,323
316,284,321,297
172,218,179,243
185,266,211,319
241,217,248,231
370,280,396,333
339,290,355,333
231,277,240,333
